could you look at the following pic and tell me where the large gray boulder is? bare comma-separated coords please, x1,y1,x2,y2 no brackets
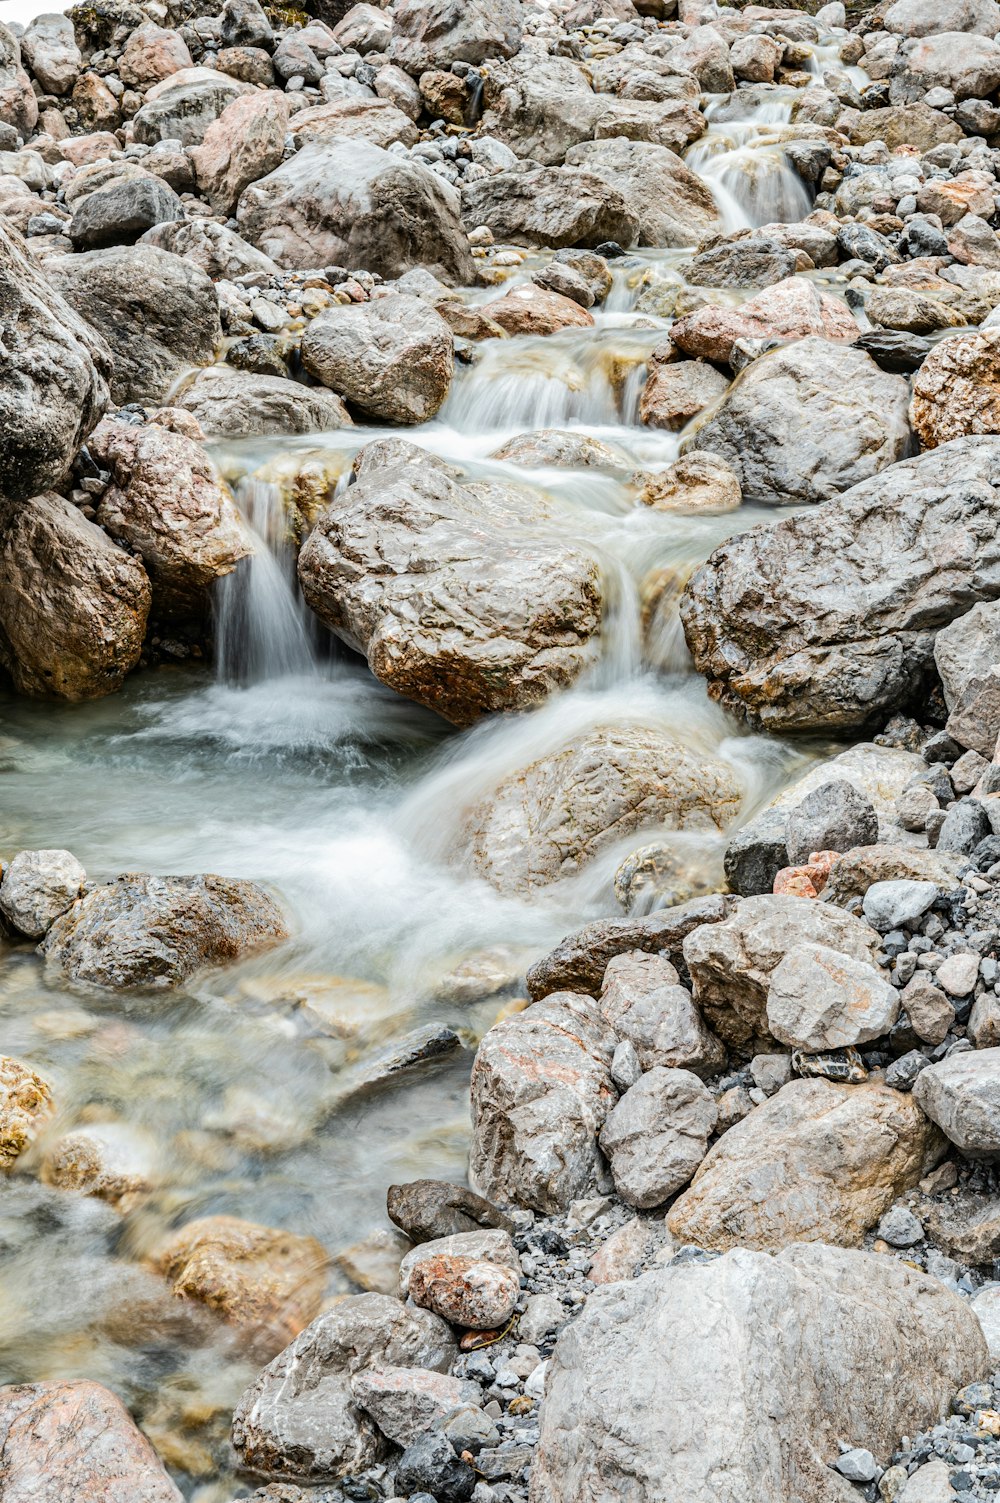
599,1066,717,1208
176,368,352,438
0,223,111,502
20,13,81,94
0,494,150,701
49,246,220,407
562,139,720,248
598,950,726,1078
131,66,252,146
460,166,639,251
139,218,278,280
301,295,454,423
680,437,1000,735
68,174,182,250
913,1048,1000,1158
479,54,608,165
530,1244,988,1503
934,601,1000,757
297,459,602,726
687,337,910,506
237,140,474,283
389,0,523,73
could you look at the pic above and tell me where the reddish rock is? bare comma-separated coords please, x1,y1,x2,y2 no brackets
408,1253,520,1330
483,283,594,336
671,277,858,364
190,89,289,216
119,24,193,87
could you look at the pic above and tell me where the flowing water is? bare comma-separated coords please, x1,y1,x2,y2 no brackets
0,28,864,1497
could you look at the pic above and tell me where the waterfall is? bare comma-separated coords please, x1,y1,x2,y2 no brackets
689,99,813,229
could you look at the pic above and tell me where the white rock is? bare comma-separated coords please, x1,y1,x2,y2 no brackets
0,848,86,938
913,1047,1000,1157
765,943,900,1053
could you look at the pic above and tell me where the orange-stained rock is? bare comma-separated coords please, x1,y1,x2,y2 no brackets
0,1056,54,1169
409,1253,520,1330
483,283,594,336
773,850,839,898
671,276,858,364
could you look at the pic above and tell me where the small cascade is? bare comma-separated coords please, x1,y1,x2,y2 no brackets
214,478,317,684
688,97,813,229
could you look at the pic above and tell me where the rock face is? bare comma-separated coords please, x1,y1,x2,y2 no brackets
88,417,252,619
680,437,1000,734
469,992,616,1214
0,1056,55,1169
913,1049,1000,1158
598,951,726,1078
687,337,911,505
0,223,110,501
668,1079,938,1251
176,368,352,438
0,493,150,701
231,1294,455,1481
672,278,858,365
297,460,602,727
934,602,1000,756
50,246,221,406
390,0,523,73
460,166,639,251
237,140,474,283
599,1067,717,1208
0,1380,183,1503
911,327,1000,448
301,295,454,423
682,895,882,1055
0,849,86,939
41,873,288,991
529,1244,988,1503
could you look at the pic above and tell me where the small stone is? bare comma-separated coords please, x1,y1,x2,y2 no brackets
396,1432,475,1503
862,881,939,932
518,1293,567,1346
0,1057,55,1169
834,1447,878,1483
935,952,980,998
886,1050,928,1092
610,1039,642,1093
599,1067,717,1209
899,975,955,1045
409,1255,520,1331
876,1205,924,1248
749,1053,792,1095
0,848,86,938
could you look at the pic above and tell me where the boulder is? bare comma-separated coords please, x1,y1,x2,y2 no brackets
0,1380,183,1503
934,601,1000,757
0,222,110,502
640,358,729,431
671,278,858,367
288,97,419,150
883,0,1000,32
0,494,149,701
680,437,1000,734
231,1294,455,1480
468,725,743,894
139,218,278,279
667,1079,939,1250
50,245,220,407
890,32,1000,102
845,102,962,150
333,4,392,51
682,893,882,1055
68,173,182,250
599,1066,717,1208
598,950,725,1077
237,140,474,283
297,460,602,726
41,873,288,990
131,66,252,146
0,849,85,939
483,284,593,336
0,1056,54,1169
397,1229,520,1296
176,367,351,438
784,780,879,864
301,295,453,423
469,991,617,1213
765,943,900,1052
479,54,609,166
562,139,720,248
154,1214,327,1356
387,1180,514,1243
118,22,192,86
190,89,289,216
592,99,707,154
20,13,81,94
389,0,523,73
87,417,252,619
351,1367,481,1448
530,1243,988,1503
683,233,800,289
0,24,38,139
911,327,1000,449
913,1048,1000,1158
408,1253,519,1329
460,166,639,251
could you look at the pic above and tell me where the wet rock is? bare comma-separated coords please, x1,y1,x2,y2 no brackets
562,139,720,248
639,357,729,431
335,1228,411,1295
765,943,899,1053
468,725,742,894
50,245,220,407
88,417,251,620
0,1056,54,1169
176,368,351,439
0,1380,183,1502
238,140,473,283
387,1180,514,1244
352,1366,481,1447
0,494,150,701
634,452,741,513
598,950,725,1077
934,600,1000,758
41,873,287,991
683,894,881,1056
492,430,624,469
785,781,879,865
600,1066,716,1208
673,278,857,366
42,1122,157,1210
302,295,453,423
530,1244,988,1503
461,166,638,251
232,1294,455,1480
298,460,601,726
483,283,593,336
913,1048,1000,1158
190,89,288,217
389,0,523,74
469,991,616,1214
667,1079,939,1251
683,234,798,289
409,1253,520,1330
0,848,85,939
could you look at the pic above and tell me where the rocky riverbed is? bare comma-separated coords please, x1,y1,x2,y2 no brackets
6,0,1000,1496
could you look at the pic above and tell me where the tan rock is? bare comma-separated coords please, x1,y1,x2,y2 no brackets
639,357,729,431
823,844,963,905
483,283,594,336
911,325,1000,448
289,97,418,149
588,1215,672,1284
599,950,725,1077
667,1078,940,1251
119,24,193,87
917,169,996,226
671,277,858,364
634,451,741,513
41,1122,157,1209
190,89,288,216
0,1057,54,1169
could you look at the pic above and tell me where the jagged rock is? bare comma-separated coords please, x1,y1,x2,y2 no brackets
176,368,351,438
911,326,1000,448
0,849,86,939
387,1181,514,1244
765,944,900,1052
389,0,523,74
913,1048,1000,1158
934,601,1000,757
672,278,857,365
351,1367,481,1448
131,66,252,146
140,218,278,279
0,24,39,139
562,139,720,248
598,951,725,1077
784,780,880,865
302,295,453,423
479,54,607,165
190,89,289,216
20,13,81,94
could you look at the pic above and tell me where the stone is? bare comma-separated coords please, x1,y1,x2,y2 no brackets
88,418,251,620
396,1432,475,1502
684,235,799,289
301,296,453,424
680,437,1000,734
131,67,252,148
335,1228,411,1295
398,1230,520,1298
667,1079,940,1251
785,781,879,865
687,336,909,506
971,1286,1000,1363
913,1049,1000,1158
483,284,593,337
530,1244,987,1503
0,494,149,702
882,0,1000,33
0,1380,183,1503
635,452,741,514
41,873,287,991
724,809,790,898
176,368,351,439
333,4,390,52
877,1205,924,1248
599,1066,717,1209
970,992,1000,1048
598,951,725,1077
935,952,981,997
672,278,858,367
119,23,192,87
460,166,639,252
42,1122,156,1209
468,726,742,894
288,97,419,151
911,327,1000,449
20,14,81,95
862,880,939,932
67,172,184,252
900,976,955,1046
0,1056,54,1169
588,1217,672,1286
899,1459,965,1502
765,943,899,1053
389,0,523,74
937,795,990,853
50,245,220,407
409,1254,520,1330
232,1294,455,1480
0,849,85,939
238,140,474,283
140,219,278,280
351,1366,481,1447
479,54,608,166
299,460,601,726
190,90,288,218
519,1292,567,1344
683,894,881,1056
826,842,959,905
891,31,1000,103
387,1181,514,1244
639,358,729,432
562,139,720,249
934,601,1000,758
469,992,616,1214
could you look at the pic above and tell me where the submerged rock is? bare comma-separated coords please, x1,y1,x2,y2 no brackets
0,1055,55,1169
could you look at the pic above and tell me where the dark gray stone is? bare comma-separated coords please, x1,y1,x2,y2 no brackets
937,798,991,855
396,1432,475,1502
386,1180,515,1244
69,175,182,249
723,809,789,896
785,780,879,865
